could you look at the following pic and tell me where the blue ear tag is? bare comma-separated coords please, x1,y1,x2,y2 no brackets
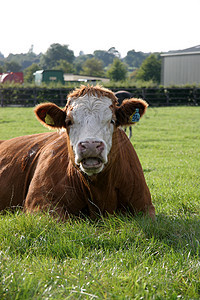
130,108,140,123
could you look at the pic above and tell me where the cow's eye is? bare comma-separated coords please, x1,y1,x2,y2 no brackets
66,118,73,127
111,119,115,125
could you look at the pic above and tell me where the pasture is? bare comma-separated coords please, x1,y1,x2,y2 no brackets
0,106,199,299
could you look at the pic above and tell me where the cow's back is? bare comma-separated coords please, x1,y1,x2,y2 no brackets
0,132,59,210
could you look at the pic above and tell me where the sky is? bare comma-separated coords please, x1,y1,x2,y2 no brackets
1,0,200,58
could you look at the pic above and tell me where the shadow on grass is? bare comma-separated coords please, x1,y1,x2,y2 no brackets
135,212,200,256
0,210,199,260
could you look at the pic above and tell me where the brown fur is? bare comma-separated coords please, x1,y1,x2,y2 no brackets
116,98,148,126
34,103,66,129
67,84,118,105
0,85,155,220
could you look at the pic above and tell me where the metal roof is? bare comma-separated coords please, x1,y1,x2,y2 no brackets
64,74,110,83
161,45,200,57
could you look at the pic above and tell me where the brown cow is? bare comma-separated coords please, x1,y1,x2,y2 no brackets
0,85,155,220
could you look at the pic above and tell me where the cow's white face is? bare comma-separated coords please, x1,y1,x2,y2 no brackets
35,85,148,177
67,94,115,175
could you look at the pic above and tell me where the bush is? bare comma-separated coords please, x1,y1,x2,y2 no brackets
107,59,128,81
136,54,161,83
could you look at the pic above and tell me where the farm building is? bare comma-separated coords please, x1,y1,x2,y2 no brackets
34,71,110,85
34,70,64,85
161,45,200,86
64,74,110,83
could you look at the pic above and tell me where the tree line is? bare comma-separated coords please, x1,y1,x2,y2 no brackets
0,44,161,83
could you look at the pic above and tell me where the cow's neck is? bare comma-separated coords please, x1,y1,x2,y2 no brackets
67,128,129,217
80,129,126,215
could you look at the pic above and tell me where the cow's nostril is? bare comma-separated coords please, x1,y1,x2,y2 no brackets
96,142,105,151
80,143,86,149
78,142,87,152
77,140,105,155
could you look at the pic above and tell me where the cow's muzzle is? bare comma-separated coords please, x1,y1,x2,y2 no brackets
76,139,107,175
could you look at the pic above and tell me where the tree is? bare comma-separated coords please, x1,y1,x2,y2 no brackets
40,43,75,69
0,52,4,59
4,61,22,72
80,58,105,77
74,54,94,74
124,50,149,68
94,50,115,67
108,47,121,58
107,59,127,81
23,63,40,83
5,52,41,70
136,54,161,83
53,60,74,73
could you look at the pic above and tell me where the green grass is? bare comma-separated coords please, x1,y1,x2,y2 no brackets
0,106,200,299
0,107,48,139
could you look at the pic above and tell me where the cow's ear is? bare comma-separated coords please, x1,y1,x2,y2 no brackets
115,98,148,127
34,103,66,129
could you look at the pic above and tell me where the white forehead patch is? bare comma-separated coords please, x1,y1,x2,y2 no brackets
67,94,114,156
69,94,112,118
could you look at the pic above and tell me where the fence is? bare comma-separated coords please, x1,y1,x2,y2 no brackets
0,87,200,107
112,87,200,106
0,88,69,107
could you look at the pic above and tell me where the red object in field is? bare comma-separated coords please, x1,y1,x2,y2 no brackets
0,72,24,84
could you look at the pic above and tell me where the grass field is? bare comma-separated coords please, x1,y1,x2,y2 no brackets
0,106,200,299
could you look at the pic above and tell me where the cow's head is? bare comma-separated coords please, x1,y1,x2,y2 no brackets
35,85,148,176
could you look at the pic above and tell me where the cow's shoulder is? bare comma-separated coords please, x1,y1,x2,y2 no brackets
0,132,65,170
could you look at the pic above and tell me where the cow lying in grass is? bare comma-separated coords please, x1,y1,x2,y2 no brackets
0,85,155,220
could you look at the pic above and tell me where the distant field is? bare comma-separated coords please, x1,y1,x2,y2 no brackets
0,107,48,140
0,106,200,299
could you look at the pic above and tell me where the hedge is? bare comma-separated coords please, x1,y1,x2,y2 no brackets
0,87,199,107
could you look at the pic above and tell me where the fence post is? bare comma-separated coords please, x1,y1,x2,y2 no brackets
60,89,64,107
0,88,3,107
192,87,198,105
142,88,146,100
164,89,170,106
33,88,37,106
